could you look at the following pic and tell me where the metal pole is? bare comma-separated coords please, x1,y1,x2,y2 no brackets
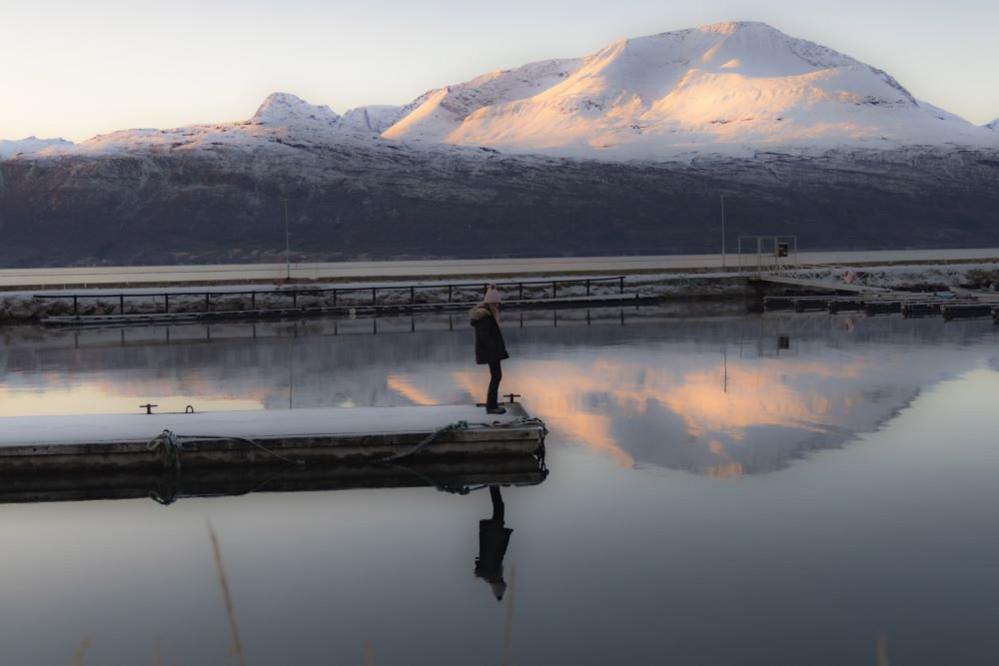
284,198,291,281
720,194,726,270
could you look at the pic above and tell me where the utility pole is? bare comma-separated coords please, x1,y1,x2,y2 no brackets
720,194,727,270
284,197,291,281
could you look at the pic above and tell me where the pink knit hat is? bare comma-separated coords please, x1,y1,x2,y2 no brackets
483,286,501,304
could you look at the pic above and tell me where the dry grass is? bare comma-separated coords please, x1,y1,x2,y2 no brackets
875,633,890,666
208,522,247,666
71,636,92,666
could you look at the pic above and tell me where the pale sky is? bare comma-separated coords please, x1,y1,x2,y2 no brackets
2,0,997,142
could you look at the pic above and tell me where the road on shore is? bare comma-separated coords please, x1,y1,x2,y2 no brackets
2,248,998,289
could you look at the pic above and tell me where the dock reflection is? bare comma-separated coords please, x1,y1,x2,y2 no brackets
0,456,548,506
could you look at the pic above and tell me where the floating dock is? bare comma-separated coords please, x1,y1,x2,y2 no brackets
0,404,547,475
764,293,999,322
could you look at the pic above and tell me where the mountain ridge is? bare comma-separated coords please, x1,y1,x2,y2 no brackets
4,21,997,161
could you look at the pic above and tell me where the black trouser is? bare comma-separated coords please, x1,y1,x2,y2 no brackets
486,360,502,409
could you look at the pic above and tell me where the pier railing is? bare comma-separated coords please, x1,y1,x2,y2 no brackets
33,275,630,318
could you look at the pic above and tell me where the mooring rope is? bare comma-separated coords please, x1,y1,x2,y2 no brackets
147,416,546,472
379,420,470,463
491,416,549,437
147,429,183,473
379,415,547,463
146,429,305,468
178,434,306,466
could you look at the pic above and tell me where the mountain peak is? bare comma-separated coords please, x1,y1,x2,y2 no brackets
251,92,339,126
697,20,775,35
987,118,999,131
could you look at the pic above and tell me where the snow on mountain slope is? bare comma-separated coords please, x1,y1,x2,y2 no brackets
60,93,350,156
385,21,996,157
381,58,581,142
987,119,999,131
337,105,406,134
0,136,74,158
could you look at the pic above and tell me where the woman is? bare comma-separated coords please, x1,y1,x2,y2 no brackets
470,285,509,414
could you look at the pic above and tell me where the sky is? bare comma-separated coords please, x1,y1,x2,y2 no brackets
1,0,997,142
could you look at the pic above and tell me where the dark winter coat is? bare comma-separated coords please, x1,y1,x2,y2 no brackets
470,305,510,365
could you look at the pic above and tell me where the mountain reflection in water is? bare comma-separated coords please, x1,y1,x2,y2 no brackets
1,307,996,477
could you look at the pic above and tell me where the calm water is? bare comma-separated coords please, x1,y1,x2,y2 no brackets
2,306,999,665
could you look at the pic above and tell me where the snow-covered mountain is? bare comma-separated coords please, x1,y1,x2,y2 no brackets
6,21,996,162
987,119,999,132
251,92,340,127
0,136,74,158
382,21,993,156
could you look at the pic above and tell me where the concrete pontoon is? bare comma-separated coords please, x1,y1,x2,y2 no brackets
0,404,547,474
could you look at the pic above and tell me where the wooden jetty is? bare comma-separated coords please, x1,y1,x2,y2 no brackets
0,404,547,475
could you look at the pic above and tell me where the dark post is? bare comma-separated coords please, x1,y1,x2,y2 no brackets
251,291,256,309
119,294,125,314
293,291,298,308
332,289,337,307
73,296,78,315
586,279,591,296
519,283,524,301
448,285,453,303
553,280,557,299
205,293,211,312
372,287,377,306
164,294,169,313
619,276,625,294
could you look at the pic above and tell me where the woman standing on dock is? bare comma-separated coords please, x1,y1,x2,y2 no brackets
471,285,509,415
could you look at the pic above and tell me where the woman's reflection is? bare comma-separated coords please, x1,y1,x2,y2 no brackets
475,485,513,601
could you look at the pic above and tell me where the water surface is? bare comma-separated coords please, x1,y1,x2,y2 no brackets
1,307,998,665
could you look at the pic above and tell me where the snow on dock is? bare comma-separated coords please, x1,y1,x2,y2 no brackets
0,404,547,473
